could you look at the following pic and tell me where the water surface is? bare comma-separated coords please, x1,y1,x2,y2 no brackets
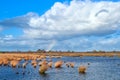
0,56,120,80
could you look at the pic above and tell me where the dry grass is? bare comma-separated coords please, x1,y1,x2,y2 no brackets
78,66,87,73
54,60,63,68
0,52,119,75
0,52,120,60
39,52,120,57
39,60,48,74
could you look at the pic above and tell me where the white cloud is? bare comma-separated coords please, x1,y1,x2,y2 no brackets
3,35,13,40
52,35,120,51
0,12,38,29
24,0,120,39
0,0,120,40
0,0,120,51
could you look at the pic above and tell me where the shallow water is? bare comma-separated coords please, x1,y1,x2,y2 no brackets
0,56,120,80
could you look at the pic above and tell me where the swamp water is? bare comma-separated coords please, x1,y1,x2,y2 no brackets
0,56,120,80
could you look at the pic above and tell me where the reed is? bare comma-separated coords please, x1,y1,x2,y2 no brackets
48,62,53,68
54,60,63,68
10,60,19,68
78,66,87,73
39,61,48,74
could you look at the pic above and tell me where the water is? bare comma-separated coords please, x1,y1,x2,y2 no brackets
0,56,120,80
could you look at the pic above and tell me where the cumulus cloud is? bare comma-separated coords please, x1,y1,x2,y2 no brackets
0,0,120,51
3,35,13,40
52,35,120,51
0,0,120,40
0,12,38,29
24,0,120,39
0,35,53,51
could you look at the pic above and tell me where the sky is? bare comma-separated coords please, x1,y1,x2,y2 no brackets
0,0,120,51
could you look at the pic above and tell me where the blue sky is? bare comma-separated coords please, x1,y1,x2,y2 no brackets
0,0,120,51
0,0,69,19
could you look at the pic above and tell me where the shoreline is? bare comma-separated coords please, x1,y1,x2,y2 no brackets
0,52,120,57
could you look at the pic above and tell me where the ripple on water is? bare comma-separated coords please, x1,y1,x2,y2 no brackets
0,57,120,80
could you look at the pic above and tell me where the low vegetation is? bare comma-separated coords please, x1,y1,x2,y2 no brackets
0,51,119,75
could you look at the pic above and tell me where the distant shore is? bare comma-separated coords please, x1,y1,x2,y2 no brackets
0,51,120,57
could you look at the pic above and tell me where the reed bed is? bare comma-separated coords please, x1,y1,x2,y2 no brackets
0,52,119,75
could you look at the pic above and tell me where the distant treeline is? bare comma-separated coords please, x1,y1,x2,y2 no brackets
0,49,120,53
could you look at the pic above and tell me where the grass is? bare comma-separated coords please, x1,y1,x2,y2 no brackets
0,52,120,57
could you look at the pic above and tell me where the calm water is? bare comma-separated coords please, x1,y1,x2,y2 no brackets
0,56,120,80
